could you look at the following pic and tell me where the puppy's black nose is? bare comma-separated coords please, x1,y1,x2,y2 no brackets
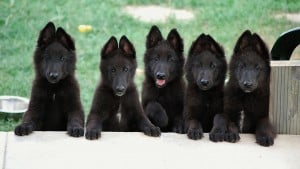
200,79,209,86
156,72,166,80
243,81,253,88
49,72,58,80
116,85,126,93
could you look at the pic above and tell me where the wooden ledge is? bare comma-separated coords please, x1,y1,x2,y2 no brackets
1,132,299,169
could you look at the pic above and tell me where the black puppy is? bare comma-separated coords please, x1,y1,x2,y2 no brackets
142,26,185,133
15,22,84,137
85,36,161,140
212,30,276,146
184,34,227,140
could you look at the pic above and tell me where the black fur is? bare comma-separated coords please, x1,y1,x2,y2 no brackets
85,36,161,140
184,34,227,140
14,22,84,137
213,30,276,146
142,26,185,133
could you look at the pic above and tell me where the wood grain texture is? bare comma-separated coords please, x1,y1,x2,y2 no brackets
270,61,300,134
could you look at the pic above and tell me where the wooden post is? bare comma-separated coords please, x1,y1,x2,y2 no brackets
270,61,300,134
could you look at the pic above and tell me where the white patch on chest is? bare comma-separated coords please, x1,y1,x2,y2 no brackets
239,110,245,132
52,93,56,101
116,103,122,122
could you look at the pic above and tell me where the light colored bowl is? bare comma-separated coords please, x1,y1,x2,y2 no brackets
0,96,29,119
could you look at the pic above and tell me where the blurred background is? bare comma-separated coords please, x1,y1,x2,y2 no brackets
0,0,299,130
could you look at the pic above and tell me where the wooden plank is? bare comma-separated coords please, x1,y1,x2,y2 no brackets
4,132,300,169
291,68,300,134
272,66,279,133
287,66,292,134
276,66,280,133
297,83,300,133
280,66,284,133
270,60,300,135
283,66,288,133
287,66,293,134
277,66,281,133
289,79,295,134
269,66,275,132
271,60,300,67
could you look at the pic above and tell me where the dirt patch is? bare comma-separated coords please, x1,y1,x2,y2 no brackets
275,13,300,23
136,68,144,75
123,5,194,23
291,46,300,60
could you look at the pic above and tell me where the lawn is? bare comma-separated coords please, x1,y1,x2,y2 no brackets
0,0,299,131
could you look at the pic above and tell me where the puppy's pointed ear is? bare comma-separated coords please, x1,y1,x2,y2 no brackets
189,34,207,55
252,33,270,60
120,35,136,59
56,27,75,50
189,34,211,54
206,34,225,57
146,25,163,48
234,30,252,53
101,36,118,59
37,22,55,47
167,28,183,54
189,34,224,57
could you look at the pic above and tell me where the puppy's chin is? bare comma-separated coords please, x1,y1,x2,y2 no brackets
242,88,254,93
46,78,60,84
197,84,212,91
240,86,256,93
115,92,126,97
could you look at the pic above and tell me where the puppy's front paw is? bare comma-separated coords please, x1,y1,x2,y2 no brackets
85,128,101,140
14,123,34,136
172,123,186,134
209,127,226,142
256,134,274,147
143,125,161,137
224,131,240,143
187,127,203,140
68,126,84,137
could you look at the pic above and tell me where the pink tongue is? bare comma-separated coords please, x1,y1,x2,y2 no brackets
156,79,166,86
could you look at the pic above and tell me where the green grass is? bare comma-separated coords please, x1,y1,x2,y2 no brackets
0,0,299,131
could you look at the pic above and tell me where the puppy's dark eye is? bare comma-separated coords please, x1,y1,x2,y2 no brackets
198,62,203,67
154,56,159,62
111,68,116,73
239,63,245,69
210,62,216,69
168,56,176,62
123,67,129,72
255,65,261,70
60,56,65,61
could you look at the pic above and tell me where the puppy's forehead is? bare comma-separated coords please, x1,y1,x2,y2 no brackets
194,51,218,63
200,51,216,58
240,50,265,65
45,42,67,53
154,42,176,55
107,53,131,66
